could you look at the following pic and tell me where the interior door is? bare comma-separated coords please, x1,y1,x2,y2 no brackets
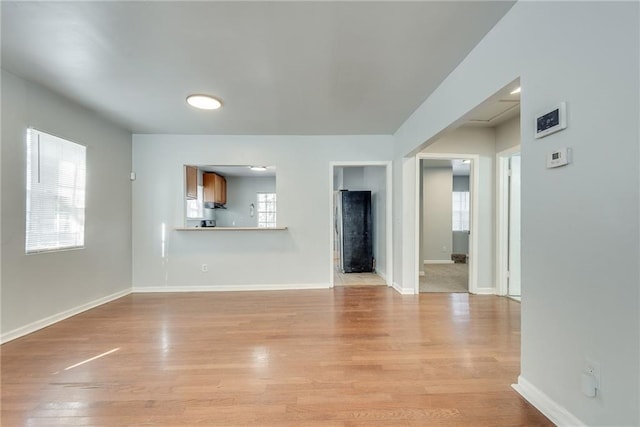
508,154,521,297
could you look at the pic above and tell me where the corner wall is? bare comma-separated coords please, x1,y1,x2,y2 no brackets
1,70,133,341
393,2,640,425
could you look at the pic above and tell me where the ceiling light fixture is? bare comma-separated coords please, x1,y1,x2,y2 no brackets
250,166,267,171
510,87,521,95
186,94,222,110
462,159,471,164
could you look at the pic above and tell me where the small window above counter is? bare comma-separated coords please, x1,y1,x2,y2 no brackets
184,165,277,229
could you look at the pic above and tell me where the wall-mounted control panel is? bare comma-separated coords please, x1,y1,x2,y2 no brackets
535,102,567,139
547,148,570,168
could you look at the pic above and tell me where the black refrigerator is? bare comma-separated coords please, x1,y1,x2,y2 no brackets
336,190,373,273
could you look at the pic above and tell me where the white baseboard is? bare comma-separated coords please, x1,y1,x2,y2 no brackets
132,283,331,293
471,287,497,295
391,282,416,295
391,281,403,294
1,288,131,344
424,260,454,264
513,376,585,426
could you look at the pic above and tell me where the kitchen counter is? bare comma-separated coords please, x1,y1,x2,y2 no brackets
175,226,288,231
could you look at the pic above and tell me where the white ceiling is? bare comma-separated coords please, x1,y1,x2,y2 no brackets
463,89,520,128
1,1,515,135
201,165,276,178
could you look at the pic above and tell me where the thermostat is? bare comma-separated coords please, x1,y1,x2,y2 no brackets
547,148,570,168
535,102,567,139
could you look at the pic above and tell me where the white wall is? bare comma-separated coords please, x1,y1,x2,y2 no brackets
393,2,639,425
453,175,469,192
1,70,132,340
132,135,393,290
341,167,364,190
495,115,520,153
214,176,276,227
422,127,496,289
421,165,453,262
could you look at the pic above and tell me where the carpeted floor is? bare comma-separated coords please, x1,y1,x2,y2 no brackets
420,263,468,293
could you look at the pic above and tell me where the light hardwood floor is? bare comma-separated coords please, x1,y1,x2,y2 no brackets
1,288,552,426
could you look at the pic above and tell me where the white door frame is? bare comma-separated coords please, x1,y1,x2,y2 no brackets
415,153,480,294
496,146,521,296
329,161,393,288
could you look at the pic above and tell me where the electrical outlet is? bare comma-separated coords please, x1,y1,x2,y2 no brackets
201,264,208,272
584,359,601,390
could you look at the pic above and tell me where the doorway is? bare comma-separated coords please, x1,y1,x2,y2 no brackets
330,162,393,288
497,148,521,300
419,158,472,293
415,153,479,294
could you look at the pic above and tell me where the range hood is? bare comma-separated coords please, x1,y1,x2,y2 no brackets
204,202,226,209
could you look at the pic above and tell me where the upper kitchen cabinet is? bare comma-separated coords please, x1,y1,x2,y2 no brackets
185,165,198,199
203,172,227,206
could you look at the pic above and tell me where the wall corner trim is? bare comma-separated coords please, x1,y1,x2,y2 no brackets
512,376,585,427
1,288,132,344
392,282,416,295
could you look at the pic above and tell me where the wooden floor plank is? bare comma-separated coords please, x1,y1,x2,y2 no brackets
1,287,553,426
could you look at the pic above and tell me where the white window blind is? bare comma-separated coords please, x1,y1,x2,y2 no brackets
257,193,276,228
452,191,470,231
26,128,86,253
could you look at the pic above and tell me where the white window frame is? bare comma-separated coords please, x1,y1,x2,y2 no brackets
452,190,470,232
186,184,204,219
25,128,86,254
256,192,277,228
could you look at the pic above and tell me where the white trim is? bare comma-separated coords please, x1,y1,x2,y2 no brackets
403,157,418,296
391,281,415,295
132,283,330,293
376,270,388,283
496,145,521,296
329,161,393,289
471,287,497,295
414,153,480,295
1,288,131,344
513,376,586,427
424,260,454,265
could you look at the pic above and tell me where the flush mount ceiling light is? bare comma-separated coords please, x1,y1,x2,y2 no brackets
510,87,521,95
250,166,267,171
186,94,222,110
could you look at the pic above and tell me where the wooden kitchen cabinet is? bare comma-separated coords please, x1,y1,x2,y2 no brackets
203,172,227,205
185,165,198,199
214,173,227,205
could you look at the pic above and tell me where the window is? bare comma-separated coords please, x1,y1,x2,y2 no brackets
26,128,86,253
257,192,276,228
186,185,204,218
452,191,470,231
